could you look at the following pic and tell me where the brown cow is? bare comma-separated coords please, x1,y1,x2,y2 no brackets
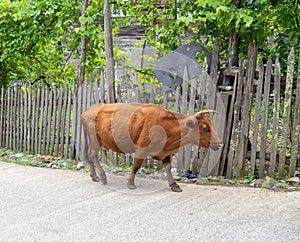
81,103,223,192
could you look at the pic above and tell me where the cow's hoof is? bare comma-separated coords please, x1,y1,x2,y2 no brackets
100,175,107,185
170,182,182,192
127,183,137,190
91,176,100,182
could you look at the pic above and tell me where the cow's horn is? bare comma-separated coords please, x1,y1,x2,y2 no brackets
196,110,216,116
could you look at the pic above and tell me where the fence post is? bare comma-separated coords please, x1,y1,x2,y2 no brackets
207,38,220,110
219,73,238,175
278,48,294,179
177,66,189,175
234,42,257,178
226,61,245,178
206,38,222,176
289,51,300,176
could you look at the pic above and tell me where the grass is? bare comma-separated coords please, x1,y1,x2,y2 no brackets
0,148,77,170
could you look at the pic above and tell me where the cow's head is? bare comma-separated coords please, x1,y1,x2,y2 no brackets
188,110,223,150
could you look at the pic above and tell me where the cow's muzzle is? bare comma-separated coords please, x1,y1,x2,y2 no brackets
210,142,223,151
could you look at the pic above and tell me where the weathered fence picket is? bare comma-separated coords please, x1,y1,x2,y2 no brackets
0,88,4,148
269,58,281,177
204,39,221,177
289,52,300,176
250,60,264,176
176,67,189,175
7,88,10,149
278,48,294,179
219,73,237,175
33,88,40,154
228,60,245,178
19,90,24,151
42,88,48,154
22,90,27,151
38,88,45,155
259,58,272,178
234,43,258,178
44,89,50,154
198,72,210,177
27,86,32,152
65,89,72,158
15,88,20,151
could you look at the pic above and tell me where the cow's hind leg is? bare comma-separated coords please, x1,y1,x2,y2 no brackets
83,135,99,182
89,160,100,182
90,148,107,185
82,122,101,183
163,156,182,192
127,157,144,190
85,146,100,182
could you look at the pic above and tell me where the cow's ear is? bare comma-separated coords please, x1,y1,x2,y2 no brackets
186,119,196,129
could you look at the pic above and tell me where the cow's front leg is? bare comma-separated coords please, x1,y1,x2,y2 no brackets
127,157,144,190
162,156,182,192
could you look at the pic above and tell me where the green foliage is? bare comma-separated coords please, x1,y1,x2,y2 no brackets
0,0,81,86
119,0,299,68
1,0,298,87
76,0,108,74
268,1,300,53
0,0,115,86
119,0,184,53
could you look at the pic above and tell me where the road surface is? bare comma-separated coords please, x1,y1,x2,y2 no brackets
0,161,299,242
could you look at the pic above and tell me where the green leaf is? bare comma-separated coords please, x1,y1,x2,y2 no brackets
243,15,253,28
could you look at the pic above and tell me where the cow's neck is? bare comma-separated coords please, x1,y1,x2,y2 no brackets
154,114,196,160
180,119,195,146
169,116,195,148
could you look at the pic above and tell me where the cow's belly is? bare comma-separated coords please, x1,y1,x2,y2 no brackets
95,106,140,154
103,130,136,154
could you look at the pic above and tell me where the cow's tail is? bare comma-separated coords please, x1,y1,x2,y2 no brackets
82,124,90,164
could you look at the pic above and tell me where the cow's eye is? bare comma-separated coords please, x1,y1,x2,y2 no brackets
202,124,210,132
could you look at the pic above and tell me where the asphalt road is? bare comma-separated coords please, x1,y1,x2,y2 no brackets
0,161,299,242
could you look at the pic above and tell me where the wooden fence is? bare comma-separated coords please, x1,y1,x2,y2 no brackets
0,45,299,179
